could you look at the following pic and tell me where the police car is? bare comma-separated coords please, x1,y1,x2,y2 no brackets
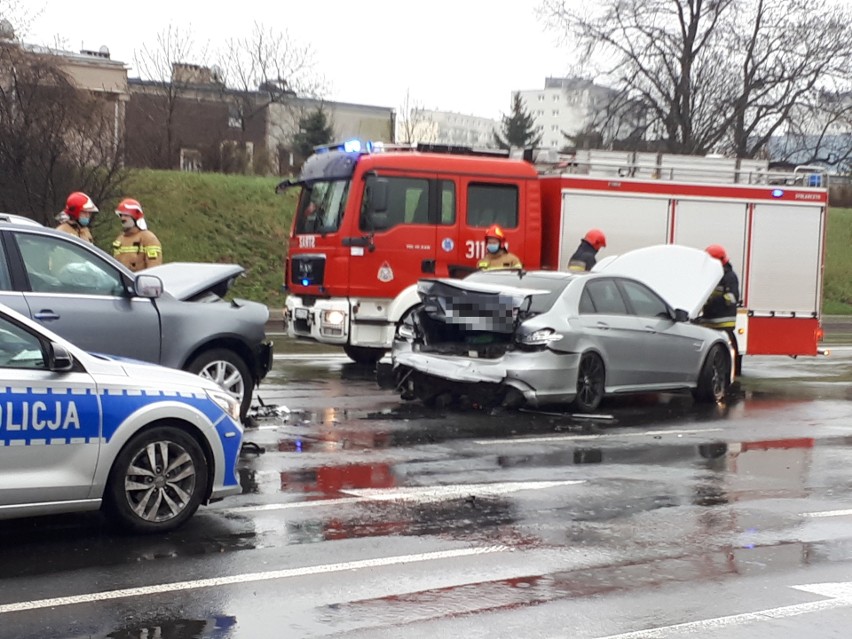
0,302,243,533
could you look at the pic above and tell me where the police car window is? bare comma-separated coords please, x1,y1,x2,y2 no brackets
360,176,429,232
15,234,125,297
466,184,518,229
584,279,628,315
0,315,45,369
441,180,456,225
619,279,670,317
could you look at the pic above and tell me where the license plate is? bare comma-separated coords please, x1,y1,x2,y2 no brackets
295,308,308,319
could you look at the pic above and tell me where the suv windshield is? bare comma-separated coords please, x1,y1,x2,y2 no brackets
294,180,350,235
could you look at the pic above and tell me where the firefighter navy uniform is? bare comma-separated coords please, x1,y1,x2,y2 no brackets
567,239,599,272
113,228,163,272
701,262,740,329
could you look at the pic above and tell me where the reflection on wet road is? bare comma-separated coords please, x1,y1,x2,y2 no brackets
2,343,852,638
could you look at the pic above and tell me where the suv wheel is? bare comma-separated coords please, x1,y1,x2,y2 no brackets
187,348,252,419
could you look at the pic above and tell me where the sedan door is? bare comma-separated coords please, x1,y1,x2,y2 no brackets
574,278,647,388
617,278,704,384
10,231,162,363
0,313,101,506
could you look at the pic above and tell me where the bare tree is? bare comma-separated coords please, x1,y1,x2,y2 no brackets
132,24,207,168
539,0,852,158
396,88,434,144
0,43,126,224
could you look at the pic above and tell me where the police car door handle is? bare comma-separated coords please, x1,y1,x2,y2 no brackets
34,310,60,321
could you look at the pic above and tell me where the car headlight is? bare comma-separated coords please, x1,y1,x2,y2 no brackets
206,389,241,421
323,310,346,326
517,328,564,346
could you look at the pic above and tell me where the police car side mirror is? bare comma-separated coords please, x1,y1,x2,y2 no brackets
135,274,163,299
48,342,74,372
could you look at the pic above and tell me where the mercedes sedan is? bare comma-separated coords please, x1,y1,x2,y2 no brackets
392,245,734,412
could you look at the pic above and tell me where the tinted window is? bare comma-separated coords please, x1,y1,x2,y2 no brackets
16,233,124,297
361,176,429,231
0,315,45,369
579,288,596,314
584,279,628,314
619,279,669,317
466,183,518,229
0,237,11,290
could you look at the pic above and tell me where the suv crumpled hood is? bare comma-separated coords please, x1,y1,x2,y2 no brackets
417,278,550,333
141,263,245,301
593,244,723,319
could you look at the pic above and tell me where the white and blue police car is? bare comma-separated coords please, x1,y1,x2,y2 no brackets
0,302,243,533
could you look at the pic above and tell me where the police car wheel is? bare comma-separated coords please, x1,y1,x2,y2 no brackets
187,349,252,420
106,426,209,533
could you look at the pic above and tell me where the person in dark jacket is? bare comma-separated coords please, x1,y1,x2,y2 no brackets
701,244,740,328
567,229,606,271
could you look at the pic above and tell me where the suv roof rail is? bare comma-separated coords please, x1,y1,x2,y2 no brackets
0,213,44,227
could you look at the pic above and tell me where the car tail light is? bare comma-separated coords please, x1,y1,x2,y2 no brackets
517,328,563,346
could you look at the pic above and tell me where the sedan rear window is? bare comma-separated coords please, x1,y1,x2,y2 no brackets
583,279,628,314
464,272,571,313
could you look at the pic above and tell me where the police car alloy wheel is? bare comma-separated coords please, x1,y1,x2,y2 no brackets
106,426,209,533
187,348,252,420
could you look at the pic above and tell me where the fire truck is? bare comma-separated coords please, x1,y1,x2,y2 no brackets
278,142,829,366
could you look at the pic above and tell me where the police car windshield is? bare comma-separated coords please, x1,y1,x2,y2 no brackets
294,180,350,235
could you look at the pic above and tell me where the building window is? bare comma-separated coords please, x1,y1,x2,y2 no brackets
538,94,545,101
553,110,560,116
228,106,242,129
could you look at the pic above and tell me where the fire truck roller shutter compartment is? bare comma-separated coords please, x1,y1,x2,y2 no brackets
558,192,670,267
671,200,748,285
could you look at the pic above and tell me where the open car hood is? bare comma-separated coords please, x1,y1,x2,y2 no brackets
592,245,723,319
417,278,551,333
140,263,245,301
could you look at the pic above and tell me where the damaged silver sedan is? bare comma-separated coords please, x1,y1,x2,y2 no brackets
392,245,734,412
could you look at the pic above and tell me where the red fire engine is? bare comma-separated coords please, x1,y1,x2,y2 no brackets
279,142,829,365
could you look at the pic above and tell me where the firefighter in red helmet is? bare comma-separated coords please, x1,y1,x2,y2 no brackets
476,224,522,270
56,192,98,243
112,198,163,272
701,244,740,329
567,228,606,272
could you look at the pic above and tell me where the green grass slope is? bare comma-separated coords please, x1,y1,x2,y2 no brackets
94,170,295,307
824,207,852,314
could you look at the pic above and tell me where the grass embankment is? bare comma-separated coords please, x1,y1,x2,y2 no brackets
92,170,295,308
824,207,852,315
90,173,852,314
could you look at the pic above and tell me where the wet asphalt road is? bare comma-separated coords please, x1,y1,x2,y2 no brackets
3,337,852,638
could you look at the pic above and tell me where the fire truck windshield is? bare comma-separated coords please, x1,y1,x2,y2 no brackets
294,180,350,235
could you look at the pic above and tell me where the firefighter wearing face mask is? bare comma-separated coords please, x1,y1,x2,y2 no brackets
112,198,163,272
56,192,98,243
476,224,522,270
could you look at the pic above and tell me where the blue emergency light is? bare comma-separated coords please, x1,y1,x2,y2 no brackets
302,278,310,286
771,189,784,198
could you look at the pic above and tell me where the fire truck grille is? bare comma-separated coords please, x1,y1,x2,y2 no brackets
291,255,326,287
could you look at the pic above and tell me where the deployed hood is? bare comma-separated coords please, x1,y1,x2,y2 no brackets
417,278,550,333
592,245,722,319
140,263,245,301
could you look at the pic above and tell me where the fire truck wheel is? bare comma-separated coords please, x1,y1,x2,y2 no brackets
343,345,385,366
572,352,605,413
693,344,730,403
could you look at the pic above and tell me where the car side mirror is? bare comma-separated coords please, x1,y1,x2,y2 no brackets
673,308,689,323
48,342,74,372
368,178,389,213
135,274,163,298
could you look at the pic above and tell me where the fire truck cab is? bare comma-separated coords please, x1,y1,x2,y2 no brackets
280,142,829,366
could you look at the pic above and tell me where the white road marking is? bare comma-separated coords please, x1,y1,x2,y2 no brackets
801,508,852,519
0,546,508,615
598,580,852,638
475,428,724,446
273,354,349,361
223,480,584,514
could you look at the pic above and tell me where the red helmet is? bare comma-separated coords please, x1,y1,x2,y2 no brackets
705,244,728,265
584,228,606,251
115,198,147,230
485,224,505,241
63,192,99,220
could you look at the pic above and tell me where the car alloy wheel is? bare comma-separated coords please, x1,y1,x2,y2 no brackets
574,352,605,413
187,348,252,419
693,344,730,403
106,426,208,533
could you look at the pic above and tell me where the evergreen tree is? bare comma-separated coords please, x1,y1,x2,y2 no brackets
493,93,542,149
292,106,334,158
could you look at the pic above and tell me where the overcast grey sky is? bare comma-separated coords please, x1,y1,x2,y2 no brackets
25,0,573,120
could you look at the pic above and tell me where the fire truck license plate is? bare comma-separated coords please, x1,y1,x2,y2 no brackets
295,308,308,319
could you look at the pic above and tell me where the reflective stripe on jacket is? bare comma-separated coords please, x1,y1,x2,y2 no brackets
113,229,162,272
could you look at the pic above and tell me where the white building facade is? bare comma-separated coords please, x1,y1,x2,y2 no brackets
396,109,500,148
